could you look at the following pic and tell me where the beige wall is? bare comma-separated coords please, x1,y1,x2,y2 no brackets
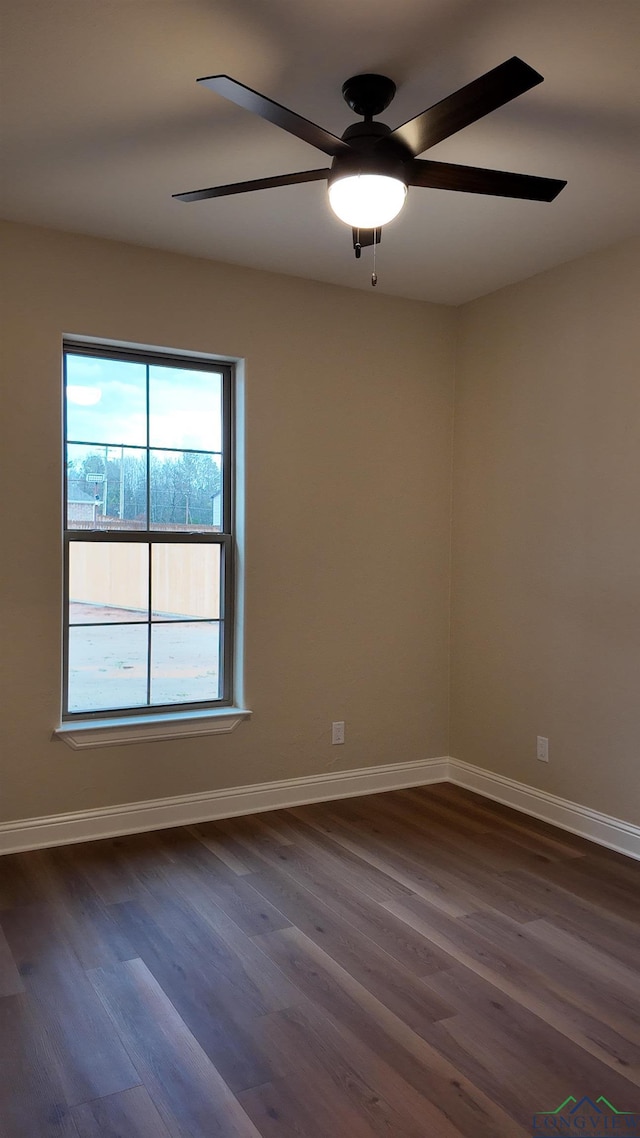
3,220,638,832
451,239,640,825
0,221,455,823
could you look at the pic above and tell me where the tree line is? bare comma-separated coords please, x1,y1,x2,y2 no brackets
68,449,222,526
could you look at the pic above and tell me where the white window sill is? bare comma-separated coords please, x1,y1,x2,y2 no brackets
54,707,252,750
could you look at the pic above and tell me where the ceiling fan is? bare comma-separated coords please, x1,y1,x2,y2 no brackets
174,58,566,262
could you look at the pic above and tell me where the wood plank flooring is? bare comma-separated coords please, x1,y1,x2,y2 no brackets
0,783,639,1137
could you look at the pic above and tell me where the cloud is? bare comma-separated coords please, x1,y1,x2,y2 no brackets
66,355,222,452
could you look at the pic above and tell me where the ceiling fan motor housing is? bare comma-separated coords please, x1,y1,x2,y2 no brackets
329,121,413,189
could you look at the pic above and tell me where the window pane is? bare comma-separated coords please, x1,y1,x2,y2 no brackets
67,443,147,530
68,624,148,712
150,622,220,705
69,542,148,623
150,451,222,532
66,354,147,446
149,366,222,452
151,544,220,620
63,343,232,719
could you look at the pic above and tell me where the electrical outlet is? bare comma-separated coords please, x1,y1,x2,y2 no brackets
331,721,345,745
536,736,549,762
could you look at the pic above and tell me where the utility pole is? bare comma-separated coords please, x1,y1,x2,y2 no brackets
119,445,125,519
103,444,108,517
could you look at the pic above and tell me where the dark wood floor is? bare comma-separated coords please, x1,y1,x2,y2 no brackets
1,783,639,1138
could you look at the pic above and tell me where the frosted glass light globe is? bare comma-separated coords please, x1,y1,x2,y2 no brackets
328,174,407,228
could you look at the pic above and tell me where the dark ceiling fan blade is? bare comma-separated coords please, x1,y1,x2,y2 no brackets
408,159,566,201
198,75,351,157
174,168,331,203
391,57,543,156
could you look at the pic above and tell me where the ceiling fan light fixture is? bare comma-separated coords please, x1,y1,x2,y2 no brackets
328,173,407,229
177,64,567,248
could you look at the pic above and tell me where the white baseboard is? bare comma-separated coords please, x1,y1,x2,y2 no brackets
1,755,638,861
449,758,640,862
0,757,449,855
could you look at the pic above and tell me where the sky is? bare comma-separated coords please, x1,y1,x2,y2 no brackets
66,354,223,453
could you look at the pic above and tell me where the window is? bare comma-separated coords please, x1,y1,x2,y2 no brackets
62,341,234,722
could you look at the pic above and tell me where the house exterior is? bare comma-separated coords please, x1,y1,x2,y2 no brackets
67,481,101,525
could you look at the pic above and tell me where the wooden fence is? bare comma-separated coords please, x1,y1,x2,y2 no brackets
69,542,220,619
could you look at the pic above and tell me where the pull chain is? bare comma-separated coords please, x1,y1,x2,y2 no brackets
371,228,378,287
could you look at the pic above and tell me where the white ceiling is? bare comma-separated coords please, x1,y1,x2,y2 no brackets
2,0,639,304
